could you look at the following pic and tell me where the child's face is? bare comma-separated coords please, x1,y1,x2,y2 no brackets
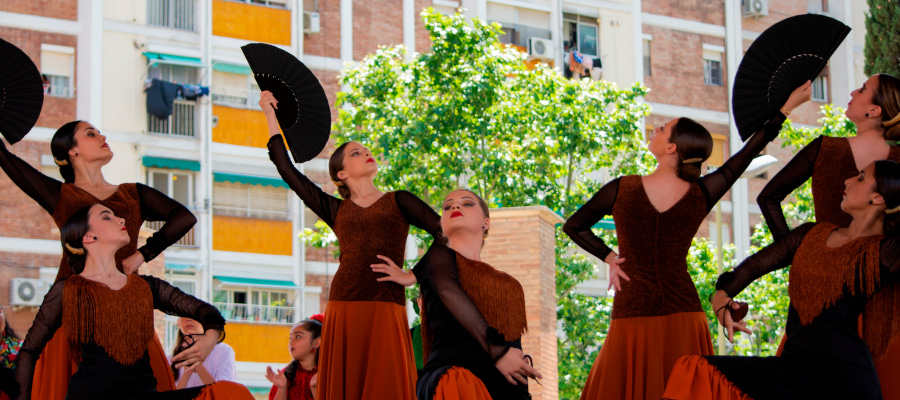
289,325,318,360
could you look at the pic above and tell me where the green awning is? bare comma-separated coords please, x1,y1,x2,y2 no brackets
594,218,615,230
214,276,300,289
143,156,201,172
214,172,288,188
165,263,199,271
213,62,252,75
143,52,203,67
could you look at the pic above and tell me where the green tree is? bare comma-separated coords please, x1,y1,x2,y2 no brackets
864,0,900,77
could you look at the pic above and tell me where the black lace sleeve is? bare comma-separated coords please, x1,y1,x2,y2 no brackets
0,140,62,214
267,136,342,227
881,237,900,274
15,280,65,400
416,244,510,361
715,222,816,297
562,178,620,261
140,276,225,332
135,184,197,262
395,190,442,238
699,113,786,211
757,136,823,242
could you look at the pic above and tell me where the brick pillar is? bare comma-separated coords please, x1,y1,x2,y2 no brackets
480,206,561,400
137,227,168,347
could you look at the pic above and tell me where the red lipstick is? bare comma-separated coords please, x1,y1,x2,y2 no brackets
450,211,463,218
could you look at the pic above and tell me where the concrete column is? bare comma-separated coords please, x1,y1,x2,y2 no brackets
480,206,562,400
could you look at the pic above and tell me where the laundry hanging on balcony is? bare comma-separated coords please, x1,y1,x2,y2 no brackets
146,78,209,118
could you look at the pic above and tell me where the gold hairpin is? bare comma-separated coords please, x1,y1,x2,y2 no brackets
65,243,84,255
54,157,69,166
682,158,703,164
332,180,345,187
886,204,900,215
883,113,900,128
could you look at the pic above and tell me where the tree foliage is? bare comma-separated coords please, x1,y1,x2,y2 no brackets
864,0,900,77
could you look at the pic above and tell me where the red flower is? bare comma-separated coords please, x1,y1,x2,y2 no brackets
310,313,325,323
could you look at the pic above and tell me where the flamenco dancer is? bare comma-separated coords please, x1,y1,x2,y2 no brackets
262,91,442,399
757,73,900,398
563,83,811,400
664,160,900,400
374,189,542,400
14,204,253,400
0,121,196,397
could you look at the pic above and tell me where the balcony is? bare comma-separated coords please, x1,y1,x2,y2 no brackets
145,220,197,247
148,100,197,138
214,302,295,324
211,86,261,109
148,0,196,31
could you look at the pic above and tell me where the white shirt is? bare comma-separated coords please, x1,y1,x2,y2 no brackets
171,342,237,388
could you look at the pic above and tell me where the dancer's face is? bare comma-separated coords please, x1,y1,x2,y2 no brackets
842,162,884,213
648,119,678,160
177,317,203,335
847,75,881,123
288,325,319,360
334,142,377,181
440,190,489,239
68,122,113,166
83,205,130,250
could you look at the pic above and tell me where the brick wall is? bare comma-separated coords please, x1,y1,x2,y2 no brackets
0,140,60,240
414,0,434,53
0,252,57,336
0,0,77,21
642,0,724,26
643,26,728,111
353,0,404,61
303,0,341,59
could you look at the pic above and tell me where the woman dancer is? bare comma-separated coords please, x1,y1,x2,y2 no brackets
262,91,441,399
757,73,900,398
171,317,237,389
563,84,811,400
266,314,323,400
0,121,197,397
14,204,253,400
664,160,900,400
374,189,541,400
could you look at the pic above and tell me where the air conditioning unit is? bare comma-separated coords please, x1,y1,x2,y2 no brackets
10,278,51,307
528,37,554,60
304,12,321,34
742,0,768,17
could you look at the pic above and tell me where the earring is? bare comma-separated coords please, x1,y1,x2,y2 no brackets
869,200,874,204
866,113,870,117
93,236,97,240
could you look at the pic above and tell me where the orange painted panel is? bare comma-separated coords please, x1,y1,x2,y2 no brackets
212,105,271,148
225,322,293,363
212,0,291,45
508,44,554,70
213,215,293,255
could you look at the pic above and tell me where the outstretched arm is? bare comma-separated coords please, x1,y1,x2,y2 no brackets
0,139,62,214
757,137,822,241
395,190,442,239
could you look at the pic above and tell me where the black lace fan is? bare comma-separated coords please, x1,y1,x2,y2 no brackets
242,43,331,163
0,37,44,145
732,14,850,141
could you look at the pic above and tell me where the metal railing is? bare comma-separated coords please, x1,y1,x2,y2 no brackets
145,220,197,247
148,0,196,31
148,100,197,137
213,302,295,324
211,86,261,109
212,205,290,220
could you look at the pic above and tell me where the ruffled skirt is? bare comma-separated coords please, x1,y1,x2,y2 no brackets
662,356,752,400
433,367,493,400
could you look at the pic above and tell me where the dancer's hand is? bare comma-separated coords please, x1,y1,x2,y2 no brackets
604,252,629,292
711,290,752,343
495,347,542,386
371,255,417,286
259,91,282,138
310,372,318,399
122,251,145,275
172,329,219,370
783,80,813,115
265,366,289,388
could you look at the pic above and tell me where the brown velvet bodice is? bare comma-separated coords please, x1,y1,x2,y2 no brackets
329,192,410,305
51,184,143,281
609,175,707,319
812,137,900,229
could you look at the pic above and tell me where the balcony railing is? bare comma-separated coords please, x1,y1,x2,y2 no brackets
211,86,261,109
148,100,197,138
148,0,196,31
214,302,295,324
145,220,197,247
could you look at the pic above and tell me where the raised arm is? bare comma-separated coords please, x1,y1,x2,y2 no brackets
414,244,511,361
562,178,620,261
699,113,786,211
141,275,225,332
757,137,822,241
15,281,65,400
267,136,341,227
395,190,442,238
136,183,197,262
0,140,62,214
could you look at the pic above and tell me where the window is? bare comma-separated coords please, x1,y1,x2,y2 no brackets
487,4,551,48
703,49,724,87
642,39,652,76
149,64,198,85
147,0,196,31
41,45,74,98
811,75,828,102
214,287,294,323
228,0,287,8
213,181,290,220
147,64,199,137
563,13,599,57
147,169,197,246
211,71,261,109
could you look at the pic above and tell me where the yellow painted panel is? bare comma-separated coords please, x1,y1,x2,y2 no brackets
213,215,293,255
226,322,293,363
212,105,271,148
709,133,728,167
212,0,291,45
